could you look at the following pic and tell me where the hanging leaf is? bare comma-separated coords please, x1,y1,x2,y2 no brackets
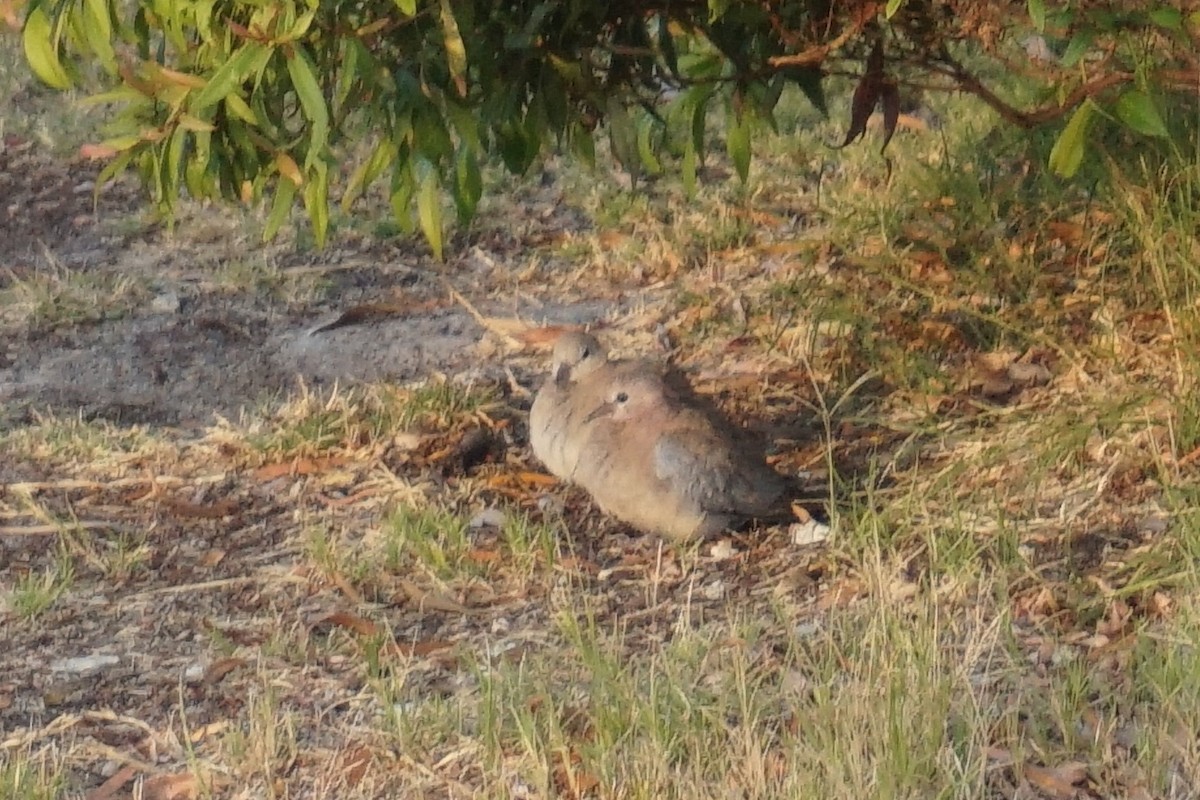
452,145,482,223
606,96,639,179
22,7,72,89
263,178,297,240
635,114,663,177
438,0,468,97
879,80,900,153
1048,100,1094,177
191,42,265,112
416,162,444,260
285,46,330,167
1115,90,1169,138
725,100,751,182
839,38,884,148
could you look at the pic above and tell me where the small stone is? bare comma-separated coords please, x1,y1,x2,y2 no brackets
51,654,120,674
149,289,181,314
701,579,725,600
790,520,830,546
709,539,736,560
536,494,563,516
469,507,506,529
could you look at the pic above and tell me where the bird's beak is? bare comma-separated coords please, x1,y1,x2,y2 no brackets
583,402,614,424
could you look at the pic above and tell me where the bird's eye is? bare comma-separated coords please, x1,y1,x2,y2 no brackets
616,391,628,403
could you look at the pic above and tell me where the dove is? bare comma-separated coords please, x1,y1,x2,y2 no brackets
570,367,788,541
529,331,609,479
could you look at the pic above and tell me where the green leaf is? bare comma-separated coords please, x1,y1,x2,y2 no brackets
681,136,698,198
264,178,297,241
1048,100,1093,178
1027,0,1046,32
635,114,663,176
452,146,482,223
415,161,444,260
885,0,905,18
286,47,330,168
1060,31,1093,68
342,137,396,212
1115,90,1169,138
165,124,188,191
191,42,265,112
82,0,117,73
726,103,751,183
224,93,258,125
606,96,638,175
22,7,72,89
390,157,417,235
94,148,137,207
301,160,329,246
393,0,416,16
438,0,468,96
569,122,595,169
1149,7,1183,30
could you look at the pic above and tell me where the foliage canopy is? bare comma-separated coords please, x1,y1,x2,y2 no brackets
18,0,1200,254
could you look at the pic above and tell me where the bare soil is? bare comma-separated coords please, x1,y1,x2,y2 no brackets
0,143,643,430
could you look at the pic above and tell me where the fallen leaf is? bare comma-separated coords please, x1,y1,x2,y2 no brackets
1022,761,1089,800
552,748,600,799
142,772,201,800
254,456,352,480
466,548,502,564
340,745,373,788
203,657,246,685
310,302,438,334
319,611,381,637
84,765,138,800
159,496,239,519
397,578,470,613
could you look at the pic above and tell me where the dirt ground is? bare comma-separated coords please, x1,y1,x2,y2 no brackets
0,140,653,431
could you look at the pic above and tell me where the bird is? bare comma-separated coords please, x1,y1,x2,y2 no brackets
529,330,691,481
528,331,610,480
569,366,789,542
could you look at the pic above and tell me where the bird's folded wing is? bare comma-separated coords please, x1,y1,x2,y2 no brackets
655,427,786,516
653,429,740,508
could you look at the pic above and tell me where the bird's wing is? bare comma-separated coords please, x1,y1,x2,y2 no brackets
653,422,785,516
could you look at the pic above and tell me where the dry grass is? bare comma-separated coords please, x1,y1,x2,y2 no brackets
4,34,1200,800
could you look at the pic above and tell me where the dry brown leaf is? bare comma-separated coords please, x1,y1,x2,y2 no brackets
202,657,246,686
188,721,230,743
329,570,364,604
142,772,201,800
310,301,440,334
552,748,601,799
84,764,138,800
254,456,352,481
391,639,455,659
817,577,864,610
199,549,226,568
319,611,382,637
159,496,239,519
1022,761,1089,799
340,745,373,788
397,578,470,614
466,548,502,564
1046,220,1085,245
557,556,600,575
